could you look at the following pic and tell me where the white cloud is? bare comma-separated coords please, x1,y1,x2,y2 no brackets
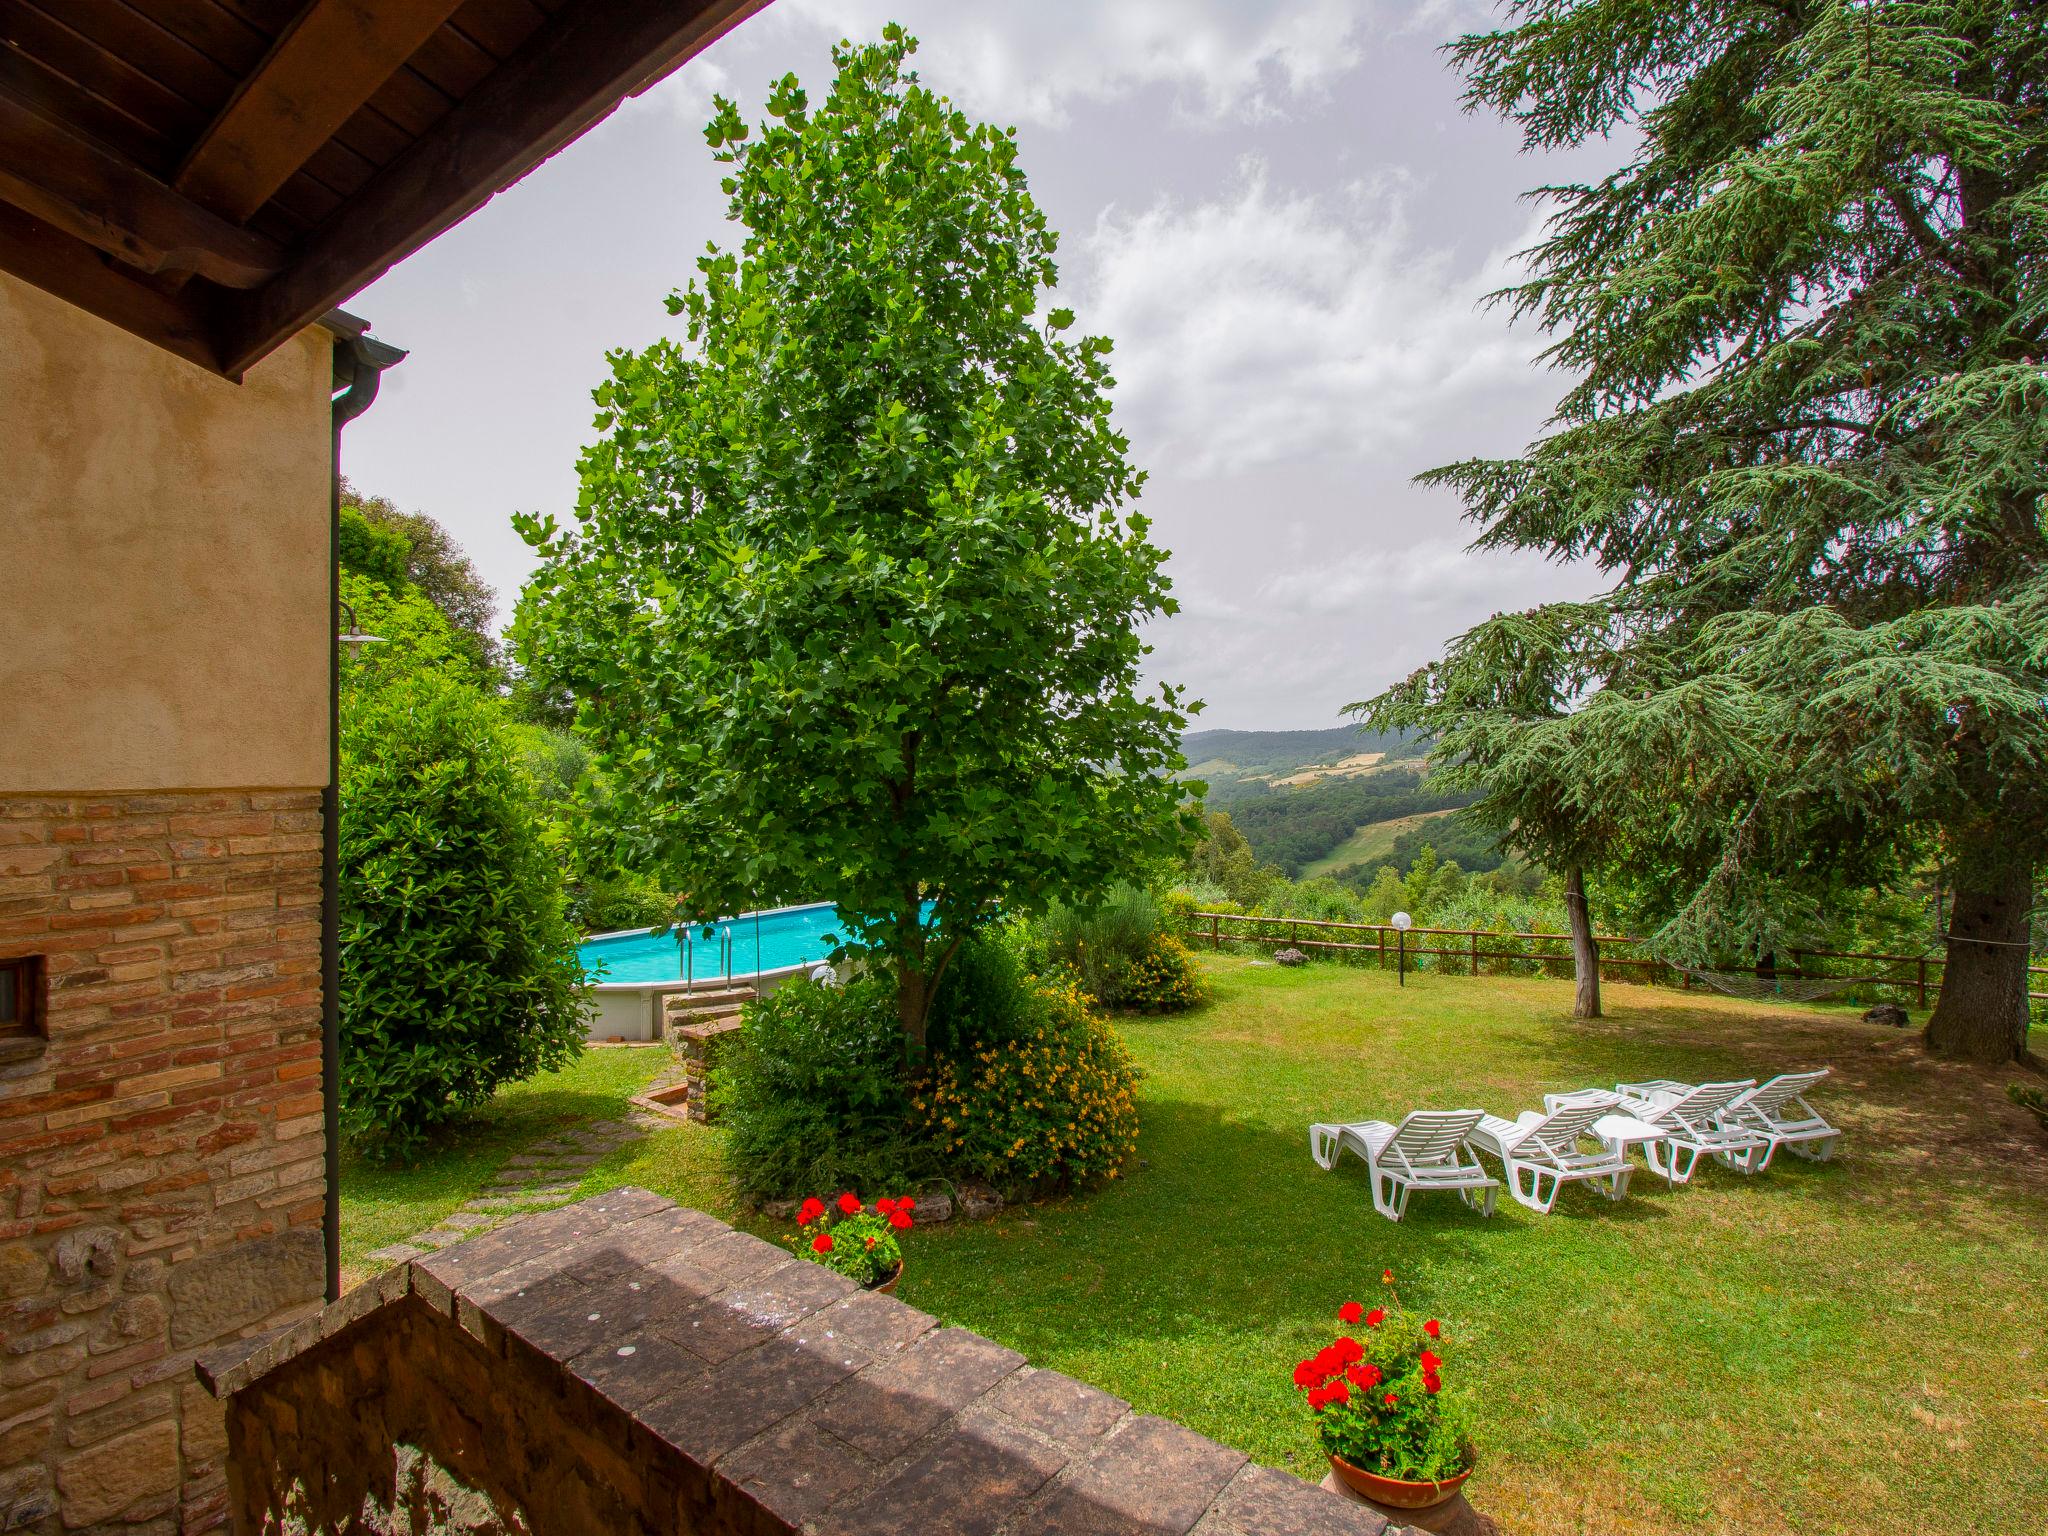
761,0,1369,126
1077,161,1550,477
1258,535,1564,618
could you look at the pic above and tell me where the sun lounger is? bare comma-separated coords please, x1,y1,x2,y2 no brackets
1467,1098,1632,1213
1613,1077,1771,1181
1310,1109,1500,1222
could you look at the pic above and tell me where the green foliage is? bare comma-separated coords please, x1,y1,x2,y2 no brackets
506,723,678,934
1181,810,1284,907
339,572,490,696
1179,725,1427,785
1024,883,1204,1012
2009,1081,2048,1132
514,31,1195,1052
925,927,1033,1058
338,504,411,590
1389,813,1504,876
342,481,503,683
913,977,1142,1197
1358,1,2048,1059
713,976,928,1202
339,673,589,1161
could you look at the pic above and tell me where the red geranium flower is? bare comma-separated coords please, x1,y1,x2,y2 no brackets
1338,1300,1362,1325
1423,1319,1442,1339
888,1210,913,1230
865,1236,877,1249
1422,1371,1441,1395
811,1233,833,1254
1307,1384,1328,1410
1334,1336,1363,1365
1383,1392,1398,1407
1324,1378,1350,1406
797,1197,826,1226
1294,1359,1319,1389
877,1197,897,1216
1345,1362,1380,1388
1381,1269,1394,1284
898,1196,916,1211
836,1192,863,1215
1418,1349,1441,1372
1365,1308,1385,1328
1313,1346,1342,1376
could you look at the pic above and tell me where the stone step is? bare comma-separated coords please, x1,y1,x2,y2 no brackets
663,986,755,1016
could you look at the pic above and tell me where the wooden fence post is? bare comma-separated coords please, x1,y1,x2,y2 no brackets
1470,931,1479,977
1917,957,1928,1009
1210,914,1220,952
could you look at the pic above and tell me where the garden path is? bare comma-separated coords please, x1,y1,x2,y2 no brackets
360,1051,687,1265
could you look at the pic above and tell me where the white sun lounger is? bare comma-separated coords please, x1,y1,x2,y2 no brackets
1466,1098,1632,1213
1715,1070,1840,1162
1613,1078,1771,1181
1310,1109,1500,1222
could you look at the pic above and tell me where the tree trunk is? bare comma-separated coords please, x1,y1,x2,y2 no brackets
895,965,930,1061
1924,862,2033,1064
1565,865,1601,1020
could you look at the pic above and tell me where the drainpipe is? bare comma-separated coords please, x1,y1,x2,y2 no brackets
326,326,405,1300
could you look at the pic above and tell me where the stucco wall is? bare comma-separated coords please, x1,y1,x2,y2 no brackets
0,271,332,794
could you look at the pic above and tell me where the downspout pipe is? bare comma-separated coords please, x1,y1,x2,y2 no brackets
325,327,405,1301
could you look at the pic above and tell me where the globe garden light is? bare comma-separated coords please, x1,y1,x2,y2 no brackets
1391,911,1413,986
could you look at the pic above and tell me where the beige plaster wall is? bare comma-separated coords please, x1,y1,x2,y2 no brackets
0,272,332,793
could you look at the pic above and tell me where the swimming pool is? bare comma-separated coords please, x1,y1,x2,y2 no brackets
578,902,848,987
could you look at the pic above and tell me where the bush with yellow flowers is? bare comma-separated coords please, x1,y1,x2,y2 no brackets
912,977,1141,1196
1114,933,1206,1013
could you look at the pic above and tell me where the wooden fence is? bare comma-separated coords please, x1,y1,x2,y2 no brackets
1186,911,2048,1008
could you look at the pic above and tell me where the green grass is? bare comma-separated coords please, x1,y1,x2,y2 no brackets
1301,807,1459,878
337,1045,666,1276
596,959,2048,1536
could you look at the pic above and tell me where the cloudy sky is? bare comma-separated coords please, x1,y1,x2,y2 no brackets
342,0,1620,731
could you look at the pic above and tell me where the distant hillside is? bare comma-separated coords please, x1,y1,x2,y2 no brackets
1179,725,1426,787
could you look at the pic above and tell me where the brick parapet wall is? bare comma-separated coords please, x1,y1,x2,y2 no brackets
0,791,327,1533
203,1190,1417,1536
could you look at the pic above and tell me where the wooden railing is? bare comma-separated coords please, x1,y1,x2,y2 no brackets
1186,911,2048,1007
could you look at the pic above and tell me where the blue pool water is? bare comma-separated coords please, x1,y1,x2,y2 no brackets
578,903,848,984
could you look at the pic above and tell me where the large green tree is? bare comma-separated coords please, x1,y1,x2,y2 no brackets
515,30,1194,1054
1375,1,2047,1062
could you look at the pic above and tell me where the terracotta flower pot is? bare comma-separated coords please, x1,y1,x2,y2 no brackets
1327,1452,1474,1510
866,1260,902,1295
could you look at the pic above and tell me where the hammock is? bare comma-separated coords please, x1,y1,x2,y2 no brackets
1673,968,1869,1004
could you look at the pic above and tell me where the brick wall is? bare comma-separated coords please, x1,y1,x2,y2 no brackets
0,790,327,1532
204,1192,1421,1536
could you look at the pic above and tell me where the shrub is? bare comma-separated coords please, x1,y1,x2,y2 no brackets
339,674,589,1161
1292,1282,1475,1483
1118,934,1206,1012
925,927,1033,1057
714,975,929,1202
1027,884,1204,1012
913,978,1141,1196
790,1191,917,1286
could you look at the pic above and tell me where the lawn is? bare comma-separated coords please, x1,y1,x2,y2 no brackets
1300,807,1459,878
336,1044,665,1277
343,959,2048,1535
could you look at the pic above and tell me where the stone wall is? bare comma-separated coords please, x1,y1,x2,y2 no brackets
0,791,327,1532
203,1190,1416,1536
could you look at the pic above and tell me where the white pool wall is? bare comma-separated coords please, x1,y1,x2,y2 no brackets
578,901,838,1042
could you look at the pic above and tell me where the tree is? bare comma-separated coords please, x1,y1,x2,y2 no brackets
338,672,589,1160
515,30,1195,1055
1387,1,2047,1060
341,481,504,682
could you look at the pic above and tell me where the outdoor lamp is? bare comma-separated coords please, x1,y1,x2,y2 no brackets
338,601,386,653
1391,911,1413,987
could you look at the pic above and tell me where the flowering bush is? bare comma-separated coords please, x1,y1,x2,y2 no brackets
1292,1276,1474,1483
1114,933,1206,1012
912,978,1141,1195
793,1190,915,1287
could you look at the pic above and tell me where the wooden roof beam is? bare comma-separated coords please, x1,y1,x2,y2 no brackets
217,0,771,377
0,202,221,370
0,94,283,288
174,0,470,225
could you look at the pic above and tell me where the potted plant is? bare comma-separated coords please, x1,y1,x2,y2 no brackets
794,1191,916,1292
1291,1272,1476,1509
